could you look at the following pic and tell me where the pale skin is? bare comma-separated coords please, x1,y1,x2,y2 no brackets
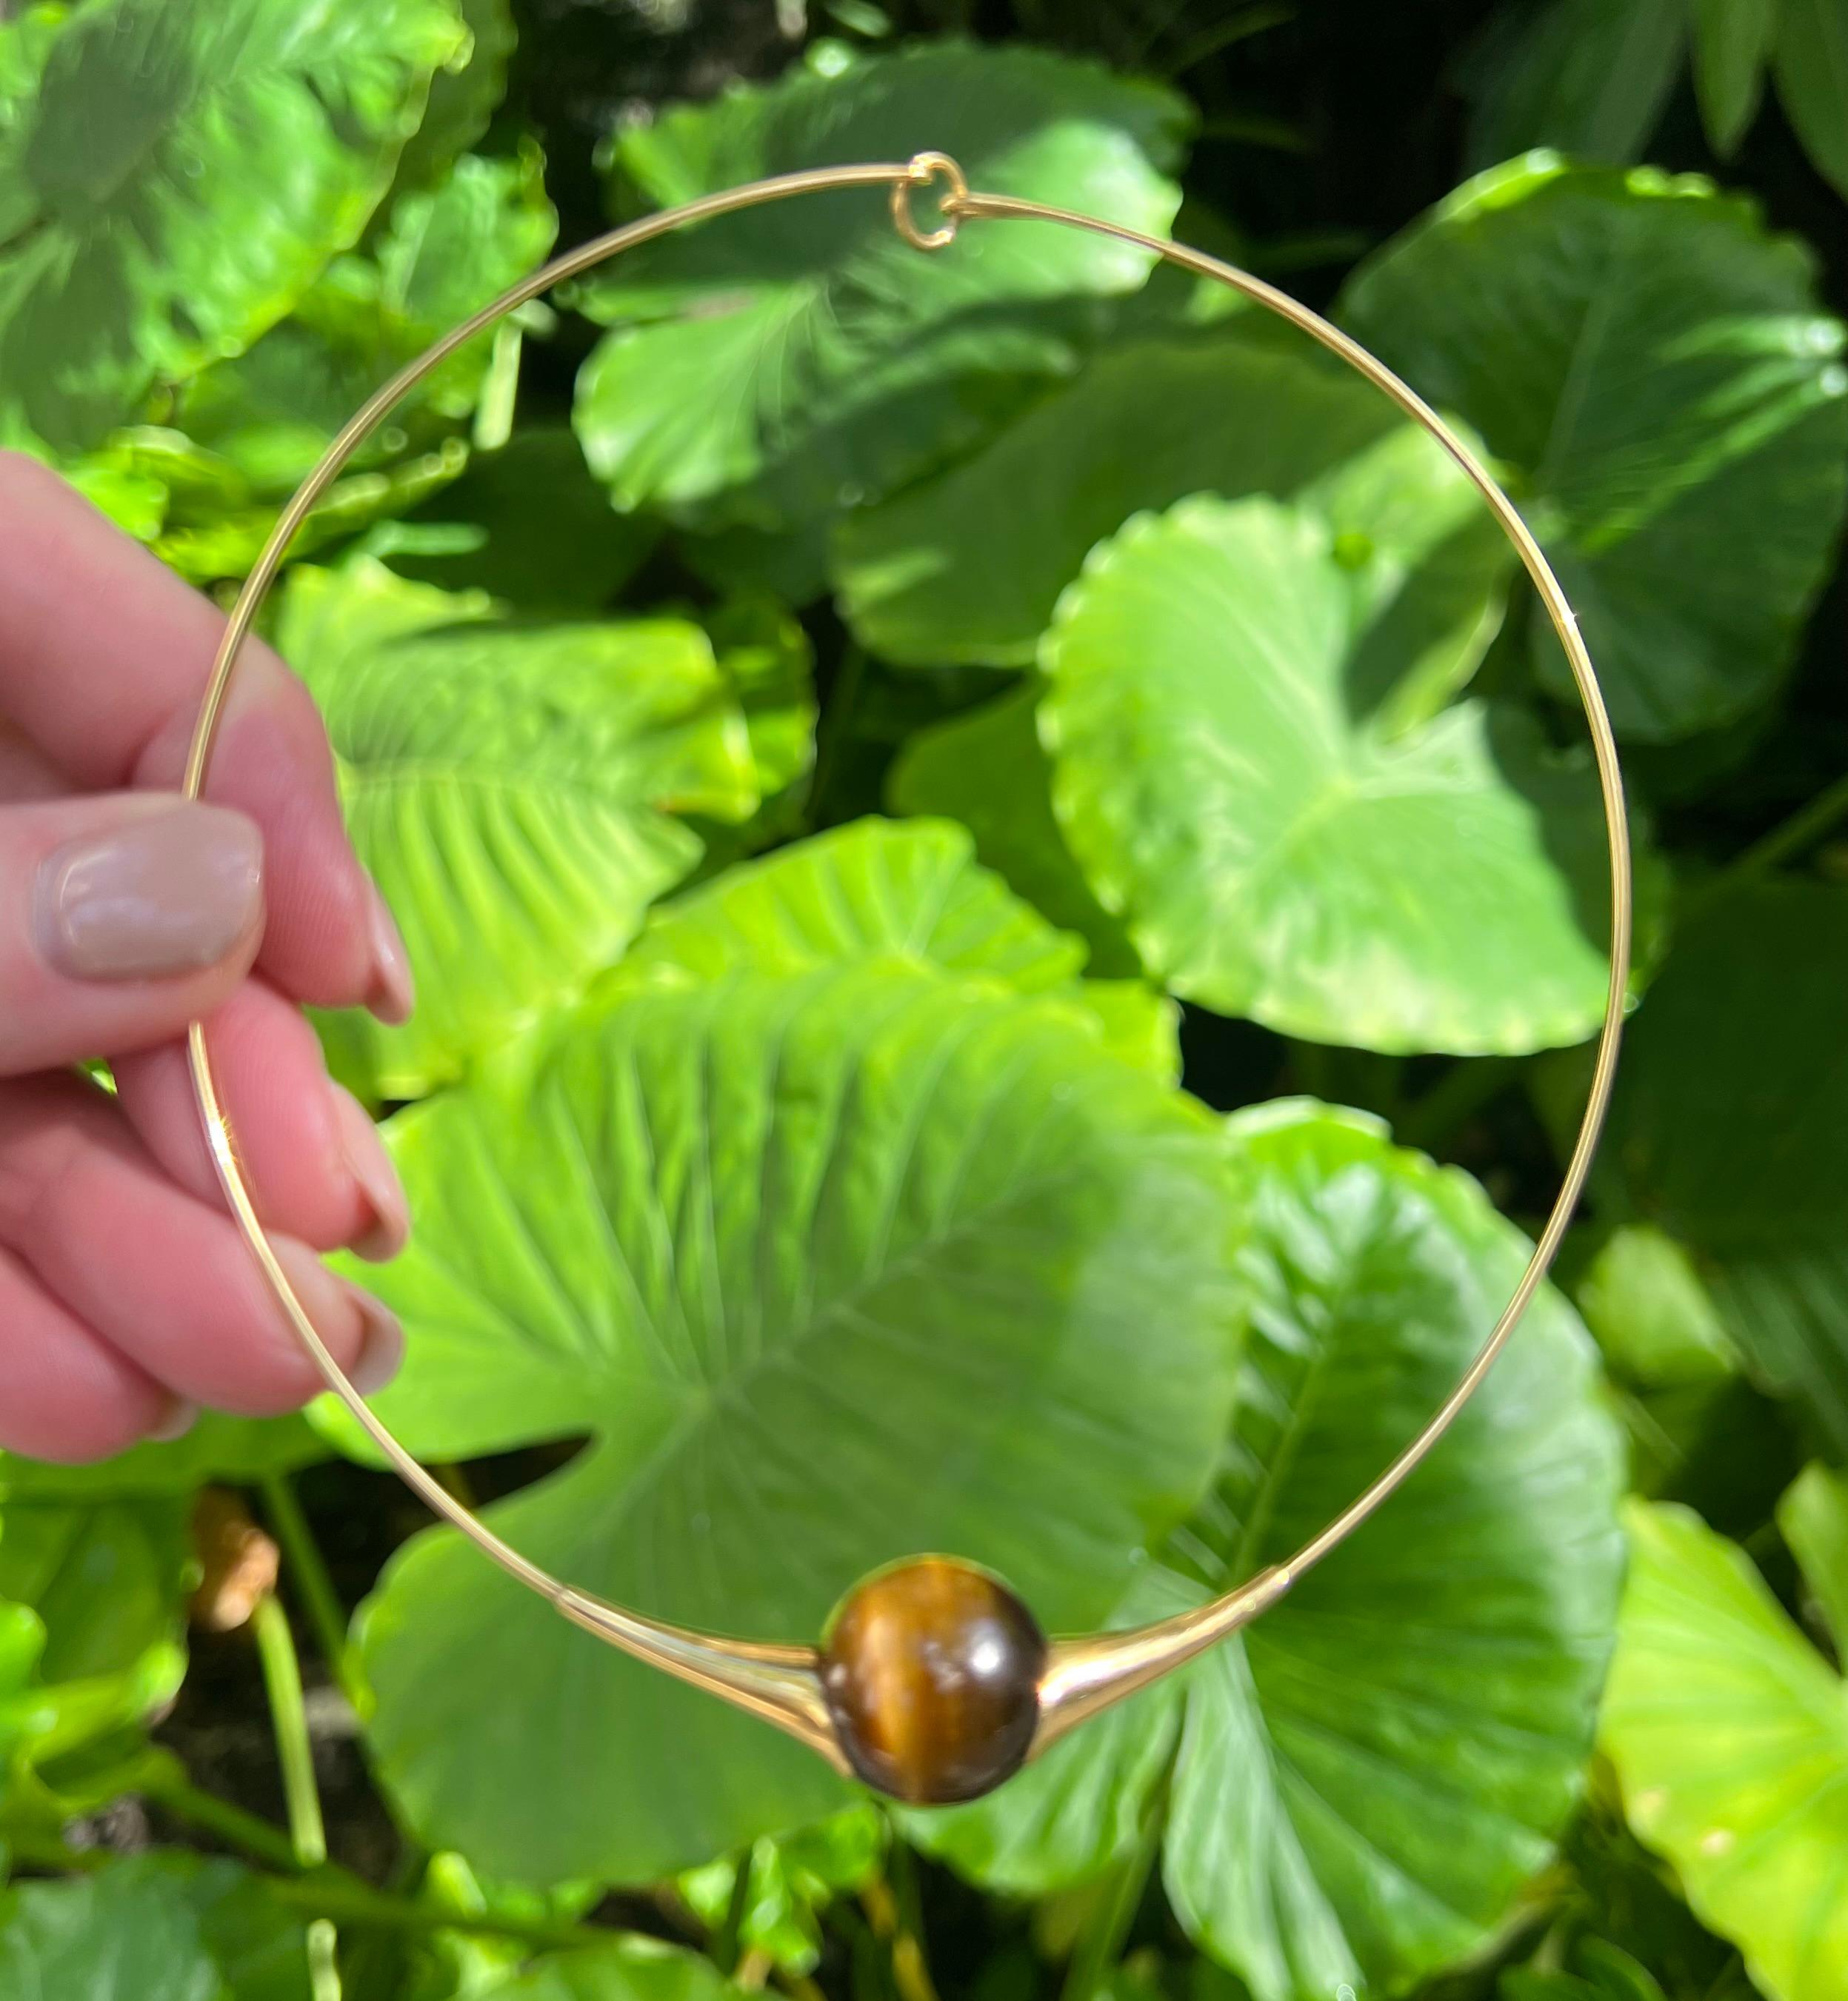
0,453,412,1463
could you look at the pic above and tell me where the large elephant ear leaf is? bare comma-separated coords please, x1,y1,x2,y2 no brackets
570,41,1187,530
1602,1499,1848,2001
1041,494,1616,1054
0,0,467,455
835,323,1510,699
1341,156,1848,743
1596,879,1848,1456
280,558,757,1100
344,961,1244,1881
918,1102,1624,2001
625,816,1175,1076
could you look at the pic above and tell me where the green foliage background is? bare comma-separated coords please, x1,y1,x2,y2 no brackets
1,2,1847,1999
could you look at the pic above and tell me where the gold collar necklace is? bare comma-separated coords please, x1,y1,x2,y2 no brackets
183,153,1632,1810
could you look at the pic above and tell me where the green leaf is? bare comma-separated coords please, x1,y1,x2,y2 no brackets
0,1856,312,2001
0,1497,188,1814
918,1101,1624,2001
0,1497,188,1684
374,427,659,612
1461,0,1685,167
393,0,517,193
280,558,756,1099
887,684,1141,980
1598,880,1848,1454
678,1808,884,1977
1692,0,1775,153
1603,1499,1848,2001
173,144,557,483
1575,1223,1738,1386
1341,157,1848,742
833,323,1510,693
1041,495,1617,1054
471,1938,742,2001
147,142,555,583
1777,1464,1848,1661
571,41,1187,528
629,816,1083,991
0,1414,321,1502
704,599,818,832
348,961,1244,1880
1775,0,1848,204
0,0,467,453
153,438,469,588
625,816,1174,1075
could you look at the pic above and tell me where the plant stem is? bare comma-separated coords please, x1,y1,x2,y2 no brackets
1398,1056,1518,1156
261,1474,368,1715
255,1596,327,1869
266,1877,610,1952
144,1771,305,1874
7,1831,616,1956
255,1594,339,2000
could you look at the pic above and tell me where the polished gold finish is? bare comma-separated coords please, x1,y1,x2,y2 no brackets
821,1557,1046,1805
182,155,1632,1803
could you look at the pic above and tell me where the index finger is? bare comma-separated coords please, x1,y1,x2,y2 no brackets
0,453,409,1019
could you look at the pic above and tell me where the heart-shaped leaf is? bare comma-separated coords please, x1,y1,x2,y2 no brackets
834,323,1510,706
1341,157,1848,742
1602,1499,1848,2001
917,1101,1624,2001
887,685,1141,980
570,41,1187,529
1041,495,1618,1054
0,0,467,454
347,961,1244,1880
1596,880,1848,1454
624,816,1176,1077
280,558,757,1099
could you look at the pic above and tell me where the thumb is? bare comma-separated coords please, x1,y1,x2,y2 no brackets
1,792,263,1075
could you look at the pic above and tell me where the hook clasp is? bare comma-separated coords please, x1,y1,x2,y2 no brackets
892,150,969,251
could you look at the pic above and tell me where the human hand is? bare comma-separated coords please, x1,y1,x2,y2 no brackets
0,455,413,1463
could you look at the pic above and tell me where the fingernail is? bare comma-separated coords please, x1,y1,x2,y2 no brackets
37,806,262,981
344,1285,404,1397
364,878,415,1026
149,1397,199,1444
332,1086,410,1263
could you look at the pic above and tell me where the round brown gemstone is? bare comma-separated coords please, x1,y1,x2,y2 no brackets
820,1556,1047,1805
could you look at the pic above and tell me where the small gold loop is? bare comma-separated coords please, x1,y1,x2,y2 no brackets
891,150,969,252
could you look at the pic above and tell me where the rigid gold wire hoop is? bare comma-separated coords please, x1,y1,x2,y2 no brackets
183,153,1632,1777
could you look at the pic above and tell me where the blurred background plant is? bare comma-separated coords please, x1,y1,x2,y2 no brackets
1,1,1847,1998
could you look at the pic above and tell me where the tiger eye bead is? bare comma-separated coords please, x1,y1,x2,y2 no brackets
820,1557,1047,1805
